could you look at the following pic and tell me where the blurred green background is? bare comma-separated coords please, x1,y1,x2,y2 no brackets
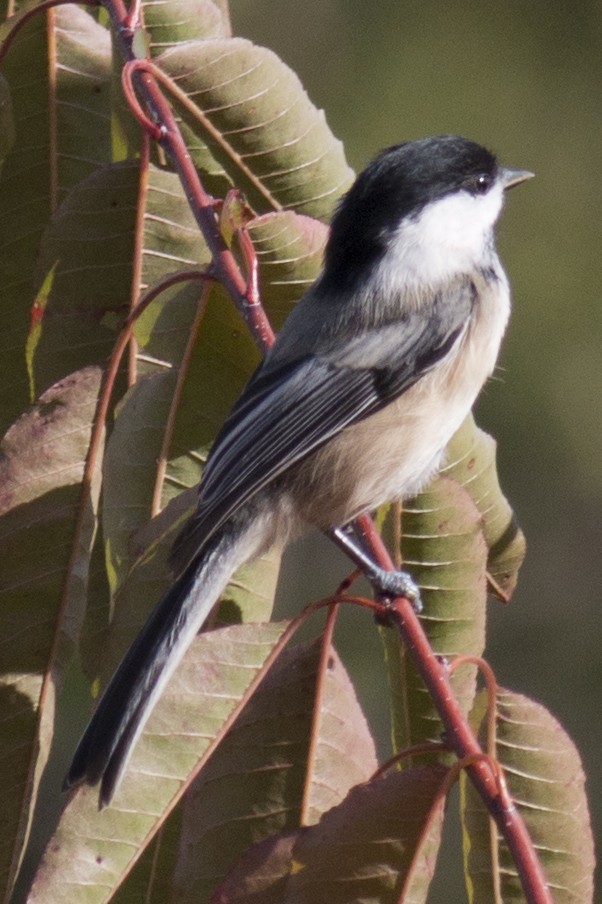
233,0,601,897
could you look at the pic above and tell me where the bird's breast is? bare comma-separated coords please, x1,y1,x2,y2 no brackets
291,272,510,529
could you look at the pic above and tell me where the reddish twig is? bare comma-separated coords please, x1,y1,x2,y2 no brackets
449,654,499,761
448,654,507,892
118,54,276,351
370,741,448,781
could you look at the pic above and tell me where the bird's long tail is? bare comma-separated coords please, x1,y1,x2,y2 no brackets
64,520,254,807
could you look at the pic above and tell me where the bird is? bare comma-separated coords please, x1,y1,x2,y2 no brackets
64,134,533,806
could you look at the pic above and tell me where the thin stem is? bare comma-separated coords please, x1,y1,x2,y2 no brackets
448,654,499,760
370,741,447,780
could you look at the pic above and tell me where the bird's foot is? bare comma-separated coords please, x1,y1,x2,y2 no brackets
366,566,423,614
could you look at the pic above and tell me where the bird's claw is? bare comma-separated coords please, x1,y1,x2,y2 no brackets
367,567,423,613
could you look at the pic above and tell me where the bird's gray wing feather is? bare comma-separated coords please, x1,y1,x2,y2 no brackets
171,283,474,568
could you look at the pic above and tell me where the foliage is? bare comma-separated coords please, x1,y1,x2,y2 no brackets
0,1,594,902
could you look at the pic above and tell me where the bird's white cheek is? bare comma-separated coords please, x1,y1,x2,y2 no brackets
382,184,505,287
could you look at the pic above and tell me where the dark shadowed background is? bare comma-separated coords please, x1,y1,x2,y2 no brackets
233,1,601,898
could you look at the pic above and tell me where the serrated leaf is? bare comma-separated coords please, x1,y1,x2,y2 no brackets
443,416,526,599
28,622,292,904
157,37,354,218
0,6,111,431
382,477,488,758
170,640,377,902
0,367,101,900
212,766,450,904
461,688,595,904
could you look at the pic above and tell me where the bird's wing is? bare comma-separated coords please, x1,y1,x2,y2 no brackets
170,283,474,569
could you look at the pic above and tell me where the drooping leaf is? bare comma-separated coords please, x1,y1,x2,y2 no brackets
461,688,595,904
443,415,526,600
212,766,450,904
0,6,111,431
170,639,377,902
28,621,292,904
157,37,354,218
52,7,112,193
0,366,102,900
382,476,488,758
29,161,140,397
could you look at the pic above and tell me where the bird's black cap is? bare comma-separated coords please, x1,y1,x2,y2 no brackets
322,135,499,292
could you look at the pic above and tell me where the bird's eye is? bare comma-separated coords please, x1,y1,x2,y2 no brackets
473,173,492,194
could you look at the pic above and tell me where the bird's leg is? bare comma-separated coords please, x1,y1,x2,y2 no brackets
330,524,422,613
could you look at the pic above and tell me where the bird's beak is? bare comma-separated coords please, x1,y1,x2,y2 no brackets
500,167,535,190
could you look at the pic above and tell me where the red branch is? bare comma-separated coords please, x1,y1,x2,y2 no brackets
96,4,553,901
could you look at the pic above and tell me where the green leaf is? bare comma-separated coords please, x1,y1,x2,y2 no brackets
52,7,112,194
30,161,140,397
461,688,595,904
133,163,213,366
28,622,293,904
166,640,378,902
213,766,450,904
157,37,354,218
443,416,526,600
245,211,328,329
0,6,112,431
0,367,102,901
108,807,184,904
142,0,229,56
382,477,488,758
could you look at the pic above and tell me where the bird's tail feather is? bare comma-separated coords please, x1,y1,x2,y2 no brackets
64,521,252,807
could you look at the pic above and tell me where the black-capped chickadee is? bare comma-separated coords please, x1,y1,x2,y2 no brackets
65,135,533,805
